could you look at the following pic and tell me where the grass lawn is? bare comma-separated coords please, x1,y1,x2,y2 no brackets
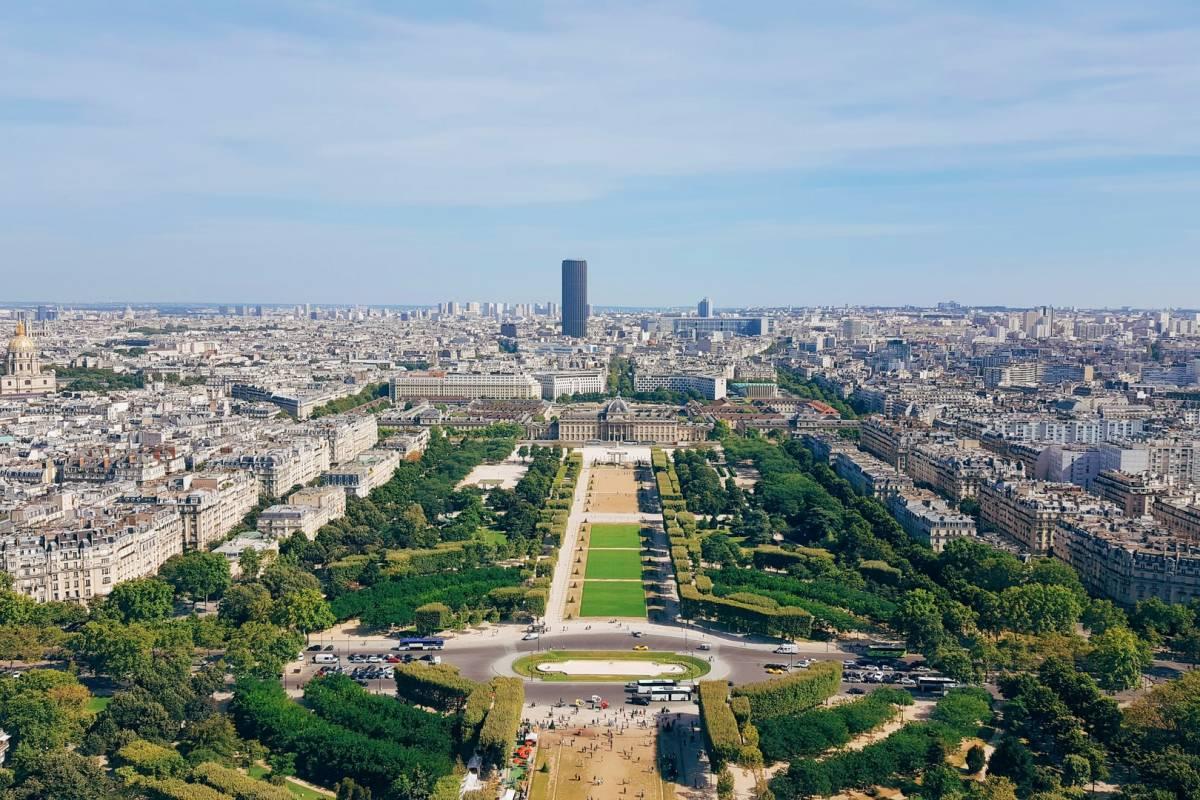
246,765,331,799
513,650,709,681
584,548,643,580
85,696,112,715
478,527,508,546
587,523,642,549
580,580,647,617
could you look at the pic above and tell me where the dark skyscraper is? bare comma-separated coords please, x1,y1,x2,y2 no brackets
561,259,588,338
698,297,713,318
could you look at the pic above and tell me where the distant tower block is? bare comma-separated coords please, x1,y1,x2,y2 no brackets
561,259,588,338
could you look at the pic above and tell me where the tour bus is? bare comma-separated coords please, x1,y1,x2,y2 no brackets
397,637,445,651
915,676,958,695
864,640,908,660
625,679,677,692
645,686,695,702
637,683,694,697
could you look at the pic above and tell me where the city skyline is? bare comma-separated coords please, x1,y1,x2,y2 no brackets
3,2,1200,307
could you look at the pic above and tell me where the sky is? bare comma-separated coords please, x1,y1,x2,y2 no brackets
2,1,1200,309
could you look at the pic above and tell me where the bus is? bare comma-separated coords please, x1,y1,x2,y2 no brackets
645,688,694,702
915,676,958,695
864,641,908,660
397,637,445,651
625,679,677,692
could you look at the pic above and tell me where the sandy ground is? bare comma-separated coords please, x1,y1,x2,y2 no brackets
456,459,529,489
587,466,641,514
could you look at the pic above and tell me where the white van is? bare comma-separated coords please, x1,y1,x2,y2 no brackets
312,653,340,664
774,644,799,655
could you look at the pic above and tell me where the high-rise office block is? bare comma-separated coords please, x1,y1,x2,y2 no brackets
561,259,588,338
698,297,713,318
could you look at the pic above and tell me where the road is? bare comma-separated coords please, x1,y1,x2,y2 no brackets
294,618,855,704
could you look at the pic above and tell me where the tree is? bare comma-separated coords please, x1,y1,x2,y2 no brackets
219,582,275,625
225,622,304,678
414,603,453,636
159,551,231,604
1082,598,1128,635
1062,753,1092,787
260,560,321,599
272,588,335,641
100,578,174,622
68,621,154,682
897,589,947,653
6,747,113,800
717,767,735,800
1086,626,1153,691
996,583,1084,635
238,547,264,580
966,744,987,774
337,777,374,800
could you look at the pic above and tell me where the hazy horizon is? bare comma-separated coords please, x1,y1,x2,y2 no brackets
4,1,1200,307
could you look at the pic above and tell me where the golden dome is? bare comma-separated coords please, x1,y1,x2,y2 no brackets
7,321,36,354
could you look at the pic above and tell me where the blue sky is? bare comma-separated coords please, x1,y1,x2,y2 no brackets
3,1,1199,308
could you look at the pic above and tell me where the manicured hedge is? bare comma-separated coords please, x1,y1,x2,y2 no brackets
393,663,478,712
304,673,452,753
733,661,841,720
758,688,912,763
329,567,524,629
231,678,451,793
461,682,492,745
678,584,813,638
115,739,186,778
770,688,993,799
477,677,524,766
751,545,835,572
131,776,233,800
698,680,743,767
191,763,295,800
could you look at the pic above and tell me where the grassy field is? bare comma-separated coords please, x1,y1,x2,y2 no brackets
580,580,648,617
583,548,643,580
513,650,710,681
85,696,112,715
587,523,642,549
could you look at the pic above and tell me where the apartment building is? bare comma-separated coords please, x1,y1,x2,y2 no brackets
257,484,345,540
860,417,932,471
535,370,606,400
1092,470,1163,517
887,490,977,552
175,470,260,550
906,443,1016,500
389,371,541,400
1,506,183,602
1054,515,1200,605
300,414,378,464
212,437,331,498
632,373,728,400
833,449,915,499
322,449,401,498
1150,495,1200,543
977,479,1112,553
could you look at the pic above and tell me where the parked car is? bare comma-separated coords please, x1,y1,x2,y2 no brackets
307,644,322,652
848,687,866,695
322,644,335,651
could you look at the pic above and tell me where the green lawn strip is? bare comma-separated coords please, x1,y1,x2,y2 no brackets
586,523,643,548
580,579,647,617
583,548,644,579
512,650,710,682
246,764,332,798
85,696,112,715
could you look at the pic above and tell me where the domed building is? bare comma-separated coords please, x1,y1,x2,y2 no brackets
1,321,56,396
555,395,708,444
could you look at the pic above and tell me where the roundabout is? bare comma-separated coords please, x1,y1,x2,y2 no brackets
512,649,711,682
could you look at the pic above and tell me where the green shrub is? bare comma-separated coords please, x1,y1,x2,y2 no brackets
698,681,744,767
115,739,187,778
191,762,294,800
733,661,841,719
477,677,523,767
